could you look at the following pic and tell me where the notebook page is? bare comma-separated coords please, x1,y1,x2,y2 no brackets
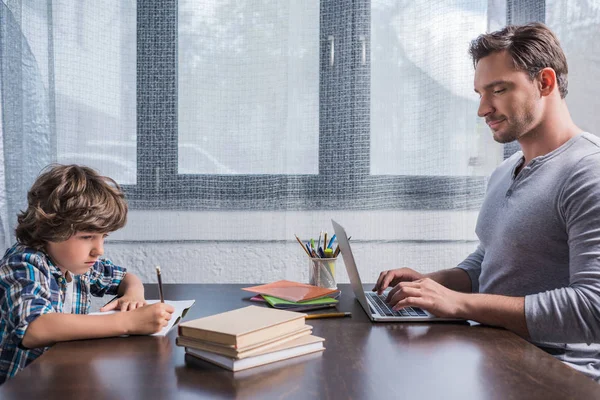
89,299,195,336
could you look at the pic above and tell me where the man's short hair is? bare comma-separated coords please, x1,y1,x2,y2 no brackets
16,164,128,248
469,22,569,98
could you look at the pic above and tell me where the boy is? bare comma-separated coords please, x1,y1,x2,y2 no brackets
0,164,174,384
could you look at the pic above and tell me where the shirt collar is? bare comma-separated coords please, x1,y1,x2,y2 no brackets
40,248,68,282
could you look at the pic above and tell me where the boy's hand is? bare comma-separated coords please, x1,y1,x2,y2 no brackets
121,303,175,335
100,295,147,312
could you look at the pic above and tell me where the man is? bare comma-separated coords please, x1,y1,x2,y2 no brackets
373,23,600,381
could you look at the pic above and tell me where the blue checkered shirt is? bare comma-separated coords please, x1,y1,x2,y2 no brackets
0,243,127,384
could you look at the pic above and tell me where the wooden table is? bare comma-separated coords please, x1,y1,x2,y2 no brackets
1,284,598,399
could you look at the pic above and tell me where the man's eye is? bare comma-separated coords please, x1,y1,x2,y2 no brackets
81,236,92,240
493,89,506,94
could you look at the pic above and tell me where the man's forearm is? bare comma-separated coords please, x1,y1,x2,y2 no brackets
426,268,472,293
22,313,130,349
459,293,529,338
118,273,145,297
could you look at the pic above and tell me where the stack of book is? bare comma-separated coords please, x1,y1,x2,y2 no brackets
177,305,325,371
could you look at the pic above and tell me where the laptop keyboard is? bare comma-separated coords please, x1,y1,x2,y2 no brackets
367,292,428,317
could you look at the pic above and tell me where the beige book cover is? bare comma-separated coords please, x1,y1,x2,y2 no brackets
178,305,307,348
185,335,325,372
177,325,312,358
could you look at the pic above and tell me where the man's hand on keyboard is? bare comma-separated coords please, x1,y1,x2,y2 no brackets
386,278,466,319
373,267,425,296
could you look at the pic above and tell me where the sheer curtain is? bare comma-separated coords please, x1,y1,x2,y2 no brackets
1,1,597,285
546,0,600,134
0,1,54,248
0,0,135,243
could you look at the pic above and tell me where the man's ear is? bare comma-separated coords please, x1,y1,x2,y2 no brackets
538,67,557,97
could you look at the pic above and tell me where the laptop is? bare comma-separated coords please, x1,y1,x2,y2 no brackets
332,219,462,322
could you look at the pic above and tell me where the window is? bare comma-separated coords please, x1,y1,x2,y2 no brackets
123,0,540,210
178,1,319,175
54,1,137,185
546,0,600,135
371,0,503,177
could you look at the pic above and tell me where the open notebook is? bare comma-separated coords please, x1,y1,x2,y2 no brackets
89,299,195,336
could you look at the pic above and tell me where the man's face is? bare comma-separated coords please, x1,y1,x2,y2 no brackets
45,232,107,275
474,51,542,143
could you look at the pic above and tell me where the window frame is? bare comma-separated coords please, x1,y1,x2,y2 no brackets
124,0,543,211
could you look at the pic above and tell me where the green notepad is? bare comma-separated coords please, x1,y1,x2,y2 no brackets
262,294,338,309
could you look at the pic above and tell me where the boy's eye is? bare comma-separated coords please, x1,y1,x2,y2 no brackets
80,236,92,240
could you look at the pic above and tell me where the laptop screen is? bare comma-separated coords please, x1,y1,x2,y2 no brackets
331,219,373,316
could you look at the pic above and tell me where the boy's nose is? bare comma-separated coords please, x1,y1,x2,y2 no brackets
92,241,104,257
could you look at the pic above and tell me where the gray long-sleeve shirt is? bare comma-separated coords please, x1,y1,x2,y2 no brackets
457,132,600,381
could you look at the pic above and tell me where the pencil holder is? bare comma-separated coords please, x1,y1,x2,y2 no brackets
308,257,337,289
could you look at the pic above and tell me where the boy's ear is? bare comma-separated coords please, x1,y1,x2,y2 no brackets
538,67,557,97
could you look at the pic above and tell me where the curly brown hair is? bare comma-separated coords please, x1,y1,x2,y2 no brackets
16,164,128,248
469,23,569,99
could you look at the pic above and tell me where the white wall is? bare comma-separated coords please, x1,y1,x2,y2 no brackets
104,239,478,285
103,210,480,285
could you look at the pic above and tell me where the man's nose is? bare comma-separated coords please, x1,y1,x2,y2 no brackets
477,96,494,118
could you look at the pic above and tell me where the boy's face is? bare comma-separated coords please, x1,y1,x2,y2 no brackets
45,231,107,275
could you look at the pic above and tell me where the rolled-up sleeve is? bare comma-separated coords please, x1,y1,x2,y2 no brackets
0,260,55,345
88,258,127,297
525,153,600,344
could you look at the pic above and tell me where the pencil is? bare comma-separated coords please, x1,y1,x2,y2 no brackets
332,236,350,257
156,265,164,303
295,235,311,257
333,245,340,257
305,312,351,319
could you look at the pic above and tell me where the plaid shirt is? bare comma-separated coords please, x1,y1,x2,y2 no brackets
0,243,127,384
